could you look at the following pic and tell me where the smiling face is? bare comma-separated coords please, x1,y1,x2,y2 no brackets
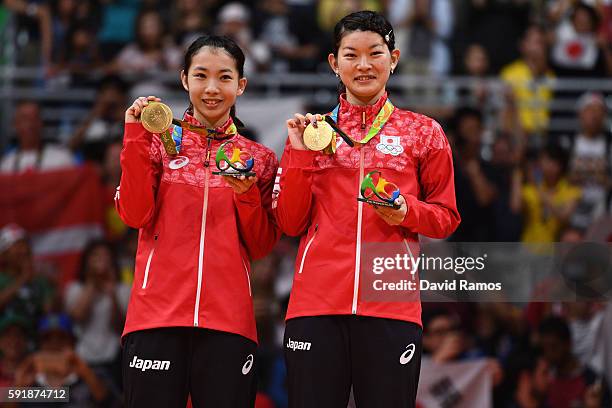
181,46,247,128
328,30,399,106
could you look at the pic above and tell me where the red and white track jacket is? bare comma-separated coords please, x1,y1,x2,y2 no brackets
272,93,460,327
116,114,279,342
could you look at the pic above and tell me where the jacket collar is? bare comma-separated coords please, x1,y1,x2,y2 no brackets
338,91,389,118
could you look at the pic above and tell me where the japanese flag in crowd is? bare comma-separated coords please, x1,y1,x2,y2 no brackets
0,165,105,286
552,21,598,70
416,358,493,408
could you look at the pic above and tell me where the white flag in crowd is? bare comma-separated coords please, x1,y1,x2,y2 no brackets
417,358,493,408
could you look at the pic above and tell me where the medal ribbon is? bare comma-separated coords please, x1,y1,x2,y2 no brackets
160,119,238,155
329,99,395,146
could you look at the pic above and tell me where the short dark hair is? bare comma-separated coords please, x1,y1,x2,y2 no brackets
542,143,570,174
332,10,395,56
538,316,572,343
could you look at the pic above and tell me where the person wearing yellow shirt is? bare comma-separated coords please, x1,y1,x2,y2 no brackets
500,25,555,137
520,144,581,243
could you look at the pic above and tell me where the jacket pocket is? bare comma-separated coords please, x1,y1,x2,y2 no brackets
298,224,318,274
142,234,158,289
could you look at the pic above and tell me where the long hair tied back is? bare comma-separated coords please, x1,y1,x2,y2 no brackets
183,35,246,129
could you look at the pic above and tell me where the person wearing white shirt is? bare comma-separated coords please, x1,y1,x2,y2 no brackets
0,101,75,174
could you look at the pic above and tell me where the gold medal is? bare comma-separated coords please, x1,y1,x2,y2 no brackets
141,102,173,134
303,121,334,151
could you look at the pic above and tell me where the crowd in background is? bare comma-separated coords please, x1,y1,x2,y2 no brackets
1,0,612,407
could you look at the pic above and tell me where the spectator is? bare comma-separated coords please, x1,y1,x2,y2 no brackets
564,302,607,374
393,0,454,75
0,315,29,387
450,107,498,241
318,0,382,33
49,0,78,65
488,132,524,241
54,22,103,86
68,76,127,163
500,25,555,140
0,224,55,335
3,0,52,68
109,9,182,76
457,43,495,109
0,101,76,173
563,92,611,229
531,317,610,408
14,313,109,406
550,2,612,77
455,0,531,73
64,240,129,394
215,2,271,74
96,0,140,60
256,0,322,72
171,0,216,47
518,144,581,243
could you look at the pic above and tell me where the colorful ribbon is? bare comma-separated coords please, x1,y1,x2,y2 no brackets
329,99,395,147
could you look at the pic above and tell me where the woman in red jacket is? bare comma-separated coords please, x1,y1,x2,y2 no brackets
273,11,460,408
116,35,279,408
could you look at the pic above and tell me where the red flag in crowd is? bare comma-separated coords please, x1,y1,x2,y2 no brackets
0,165,105,286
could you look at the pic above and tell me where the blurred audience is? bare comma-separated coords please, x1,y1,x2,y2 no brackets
215,2,271,74
451,107,498,241
500,24,555,142
14,313,110,406
562,92,612,229
0,2,611,407
0,315,29,387
550,2,612,78
256,0,322,72
1,101,75,173
109,9,182,77
68,76,127,164
171,0,216,48
65,240,129,399
517,143,581,243
0,224,56,335
393,0,454,76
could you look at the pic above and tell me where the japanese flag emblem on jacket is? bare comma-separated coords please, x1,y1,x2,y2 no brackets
376,135,404,156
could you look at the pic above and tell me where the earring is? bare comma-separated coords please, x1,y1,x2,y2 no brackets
335,71,339,78
391,67,395,74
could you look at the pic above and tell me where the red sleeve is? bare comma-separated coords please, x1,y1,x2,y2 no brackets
400,122,461,238
233,151,281,260
114,123,163,228
271,140,318,237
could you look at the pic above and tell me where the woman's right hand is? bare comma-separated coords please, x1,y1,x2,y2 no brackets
286,112,323,151
125,96,161,123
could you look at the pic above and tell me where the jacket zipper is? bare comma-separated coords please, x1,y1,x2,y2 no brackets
142,234,158,289
403,238,416,281
194,138,213,327
298,224,318,274
352,109,367,314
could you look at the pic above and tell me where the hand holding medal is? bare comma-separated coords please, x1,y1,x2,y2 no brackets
286,113,321,151
125,96,163,124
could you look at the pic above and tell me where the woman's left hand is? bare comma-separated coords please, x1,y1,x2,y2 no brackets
224,175,258,194
372,195,408,225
